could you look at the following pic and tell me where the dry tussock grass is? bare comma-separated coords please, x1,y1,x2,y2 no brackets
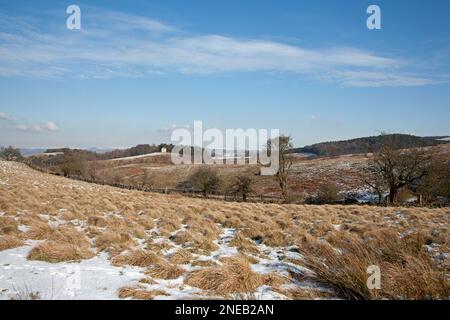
158,217,181,234
87,216,107,227
95,231,136,254
1,161,449,299
136,215,155,229
28,241,94,263
191,260,218,268
25,221,54,240
170,230,195,246
185,257,264,295
139,277,158,285
145,260,185,279
48,226,91,249
262,230,289,247
111,249,161,267
273,287,334,300
301,229,449,300
170,249,194,265
146,240,172,253
118,286,168,300
0,235,24,251
170,229,219,255
58,210,84,221
229,231,260,254
261,273,290,287
0,216,19,234
189,238,220,255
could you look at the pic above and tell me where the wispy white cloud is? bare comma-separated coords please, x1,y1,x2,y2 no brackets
0,112,11,120
91,10,175,33
15,121,59,132
45,121,58,131
309,115,318,123
157,123,193,138
0,9,441,87
16,122,59,133
329,70,435,87
16,124,30,131
0,111,59,133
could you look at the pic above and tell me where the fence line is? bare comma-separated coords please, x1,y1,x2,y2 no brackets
24,162,282,204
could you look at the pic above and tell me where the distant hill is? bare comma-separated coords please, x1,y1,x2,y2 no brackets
19,148,47,156
42,144,175,161
292,134,450,157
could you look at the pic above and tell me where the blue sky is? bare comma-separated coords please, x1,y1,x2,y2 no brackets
0,0,449,148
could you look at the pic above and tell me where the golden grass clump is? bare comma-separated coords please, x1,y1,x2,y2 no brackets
0,216,19,234
145,260,185,280
261,273,290,287
0,235,23,251
185,257,264,295
170,230,195,246
95,231,136,253
48,226,91,249
301,229,450,300
146,240,172,253
229,231,260,254
184,217,221,240
139,277,158,285
191,259,218,268
27,240,94,263
136,215,155,230
59,210,84,221
158,217,181,234
87,216,108,227
129,224,147,239
189,238,220,255
118,286,168,300
263,230,289,247
25,222,54,240
111,249,161,267
273,287,333,300
171,230,219,255
170,249,194,265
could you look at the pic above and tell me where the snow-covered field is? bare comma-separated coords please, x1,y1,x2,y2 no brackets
0,226,326,300
0,243,143,300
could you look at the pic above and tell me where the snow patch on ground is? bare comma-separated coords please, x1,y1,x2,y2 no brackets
0,242,143,300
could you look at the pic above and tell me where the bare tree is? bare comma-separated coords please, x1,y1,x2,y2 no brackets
414,160,450,205
140,169,155,190
230,174,253,202
60,151,87,178
268,135,293,202
86,162,101,182
0,146,22,161
359,164,388,205
188,166,221,197
366,137,432,205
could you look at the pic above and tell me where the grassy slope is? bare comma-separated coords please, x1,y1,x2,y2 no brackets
0,160,448,299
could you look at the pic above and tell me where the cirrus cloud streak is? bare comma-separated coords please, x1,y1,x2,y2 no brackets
0,9,441,87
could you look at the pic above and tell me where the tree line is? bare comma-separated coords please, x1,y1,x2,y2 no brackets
46,143,174,161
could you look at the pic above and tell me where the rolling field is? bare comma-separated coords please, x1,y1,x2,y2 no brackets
89,143,450,200
0,160,448,299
